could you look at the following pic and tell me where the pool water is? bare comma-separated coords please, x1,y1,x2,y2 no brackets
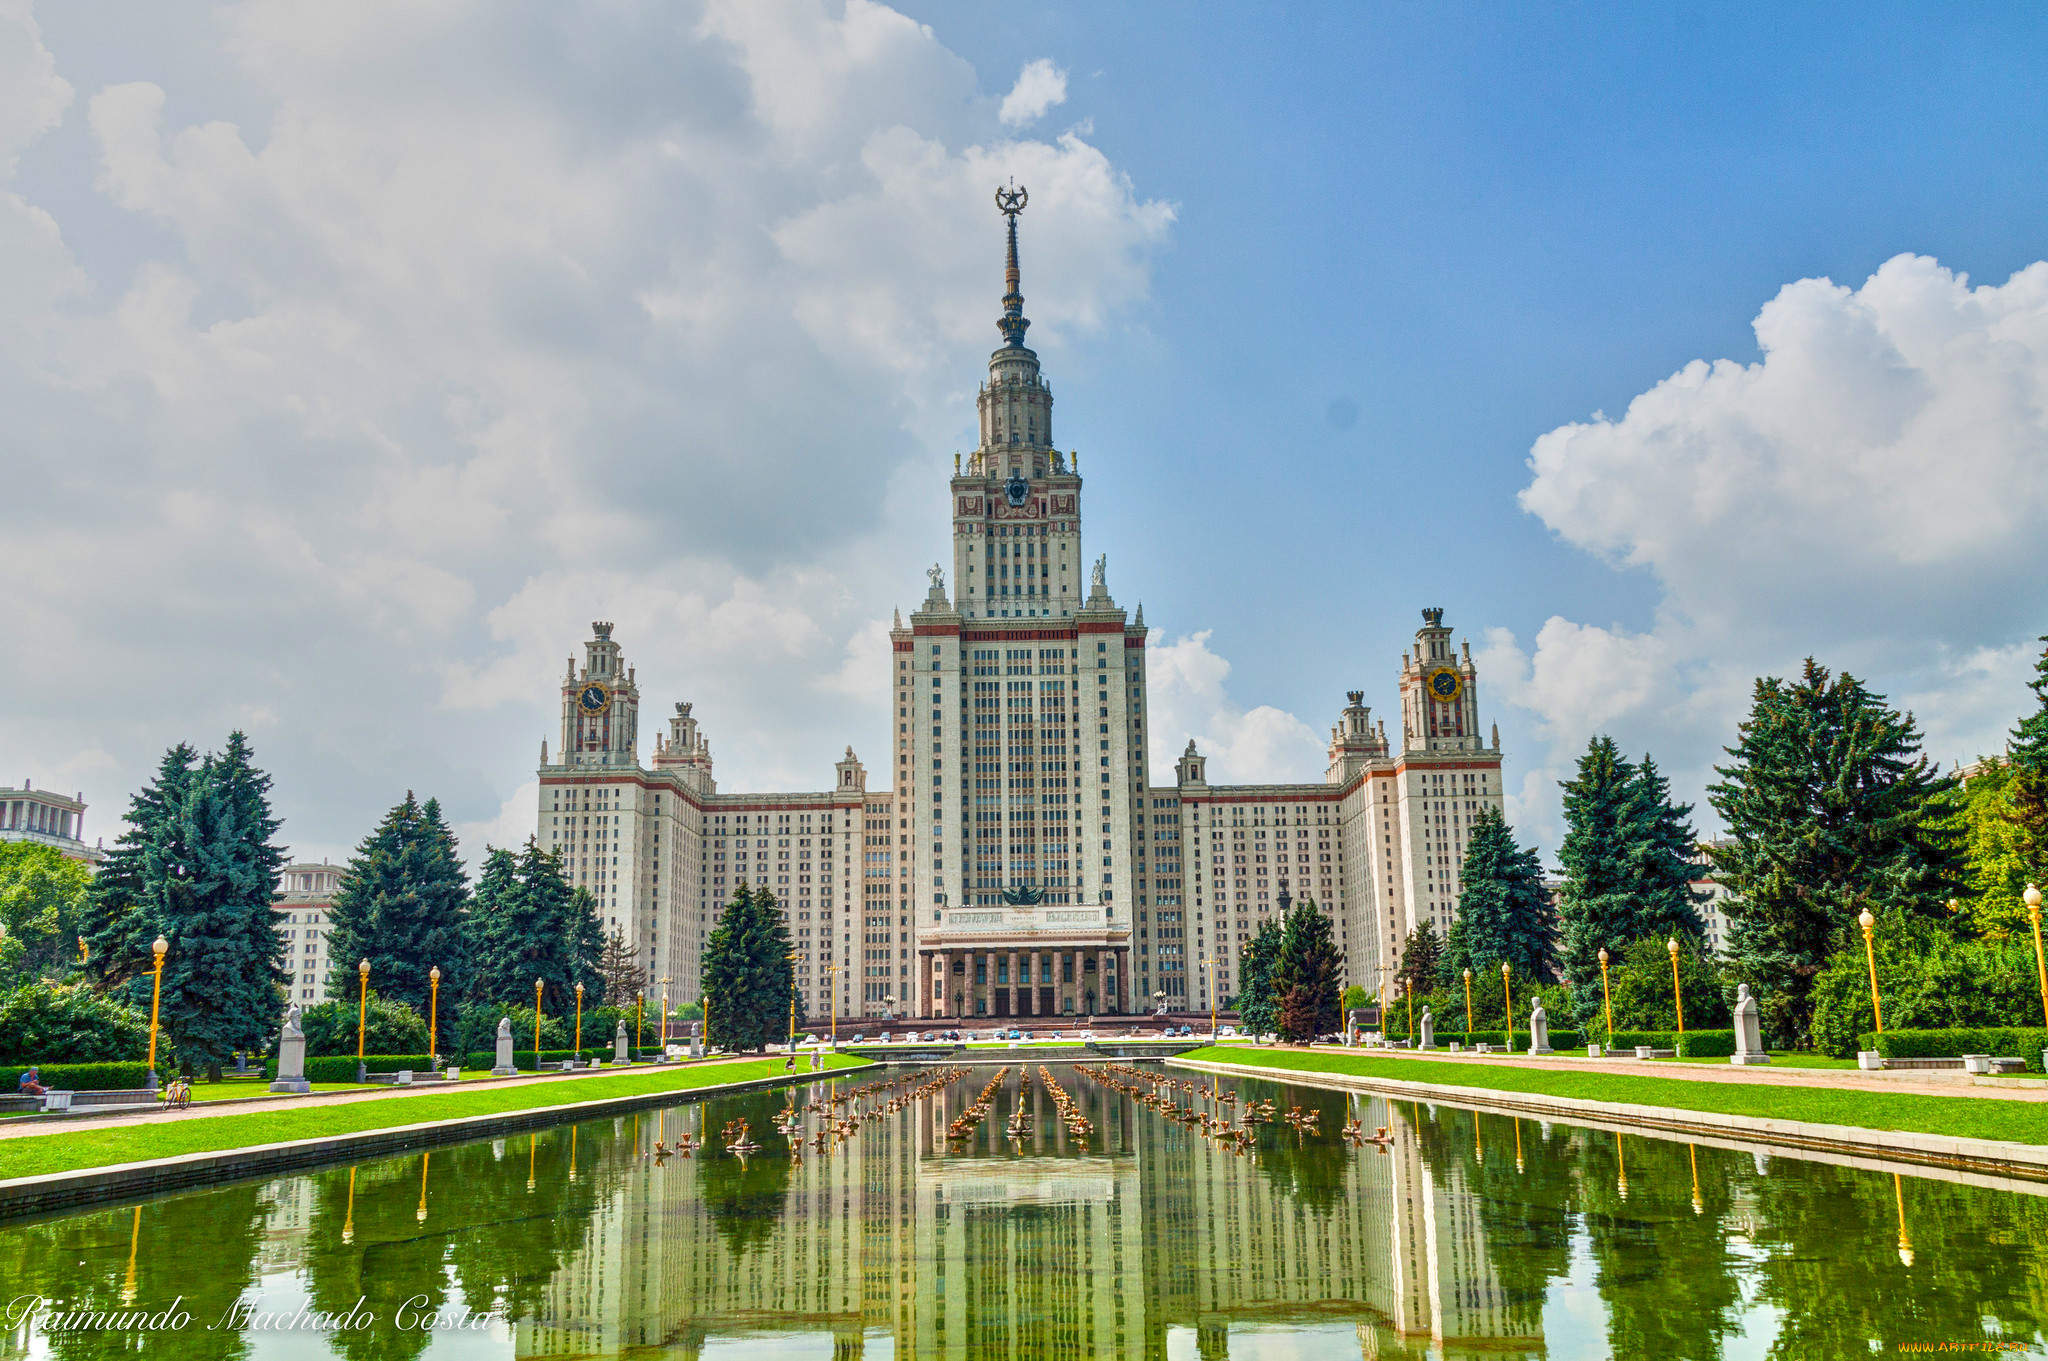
1,1062,2043,1359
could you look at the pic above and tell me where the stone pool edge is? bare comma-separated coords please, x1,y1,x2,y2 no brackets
1168,1055,2048,1184
0,1061,873,1221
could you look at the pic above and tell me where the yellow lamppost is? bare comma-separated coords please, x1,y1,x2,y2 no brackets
1200,957,1217,1039
147,933,168,1096
2026,884,2047,1029
1501,963,1514,1053
574,981,585,1057
1858,910,1883,1035
1462,968,1473,1037
826,963,841,1046
635,991,645,1056
416,1151,430,1224
1667,938,1685,1037
1404,980,1415,1044
356,957,371,1084
660,976,672,1050
1893,1171,1914,1267
533,978,544,1062
428,966,441,1069
1598,948,1613,1044
787,951,800,1051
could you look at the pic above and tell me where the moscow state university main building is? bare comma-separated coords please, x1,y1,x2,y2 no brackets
536,193,1506,1022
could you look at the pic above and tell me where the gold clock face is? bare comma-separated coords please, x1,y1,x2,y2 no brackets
1426,667,1463,704
577,683,612,714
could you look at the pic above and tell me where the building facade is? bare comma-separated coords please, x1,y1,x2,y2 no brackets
535,192,1507,1019
0,782,104,866
273,861,343,1004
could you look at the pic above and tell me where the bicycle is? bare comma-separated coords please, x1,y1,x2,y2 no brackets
162,1078,192,1111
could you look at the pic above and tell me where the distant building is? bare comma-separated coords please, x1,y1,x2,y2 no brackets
1690,840,1736,956
273,862,343,1005
0,782,104,867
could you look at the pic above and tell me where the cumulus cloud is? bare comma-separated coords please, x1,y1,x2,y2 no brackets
1146,631,1325,787
1496,254,2048,852
0,0,1172,867
998,58,1067,128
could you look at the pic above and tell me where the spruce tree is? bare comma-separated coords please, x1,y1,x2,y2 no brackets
1235,917,1284,1040
598,926,647,1006
701,885,795,1052
1273,897,1343,1042
1447,808,1557,983
1556,736,1643,1018
1397,920,1446,996
152,735,290,1078
462,840,601,1015
322,792,470,1051
1623,755,1710,939
81,743,197,994
2007,636,2048,892
1709,659,1965,1044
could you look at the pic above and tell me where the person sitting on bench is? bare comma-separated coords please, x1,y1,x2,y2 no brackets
17,1067,46,1097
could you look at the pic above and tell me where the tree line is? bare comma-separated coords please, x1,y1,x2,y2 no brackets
1390,640,2048,1048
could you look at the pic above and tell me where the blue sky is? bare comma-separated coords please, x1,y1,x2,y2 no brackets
3,2,2045,864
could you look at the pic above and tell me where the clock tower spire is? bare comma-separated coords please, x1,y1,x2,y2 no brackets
952,183,1081,620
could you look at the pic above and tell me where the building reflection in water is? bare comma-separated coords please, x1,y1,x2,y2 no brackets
510,1071,1544,1360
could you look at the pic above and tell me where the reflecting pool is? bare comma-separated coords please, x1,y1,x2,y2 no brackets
3,1062,2046,1359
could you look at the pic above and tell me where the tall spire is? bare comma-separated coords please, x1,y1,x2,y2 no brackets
995,181,1030,348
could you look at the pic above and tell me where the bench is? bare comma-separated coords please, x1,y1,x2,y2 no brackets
1632,1047,1677,1060
69,1089,160,1109
1881,1056,2028,1074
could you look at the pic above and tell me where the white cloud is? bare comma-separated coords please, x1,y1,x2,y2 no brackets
0,1,1171,855
1146,631,1324,787
998,58,1066,128
451,779,539,871
1496,254,2048,853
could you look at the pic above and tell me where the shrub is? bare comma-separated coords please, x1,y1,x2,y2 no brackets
1859,1028,2048,1073
456,1003,567,1056
1430,1029,1585,1051
1810,919,2047,1057
0,983,150,1064
1599,935,1731,1032
300,995,430,1057
1676,1030,1737,1058
0,1061,152,1091
458,1048,608,1072
298,1054,443,1083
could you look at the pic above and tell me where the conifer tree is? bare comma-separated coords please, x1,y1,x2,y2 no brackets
2007,636,2048,891
1397,920,1446,995
321,792,470,1050
1447,808,1557,984
463,840,601,1014
1709,660,1965,1043
598,926,647,1006
1235,917,1284,1040
1273,897,1343,1042
151,735,290,1077
1623,755,1710,938
81,743,198,995
1557,737,1708,1020
701,885,794,1052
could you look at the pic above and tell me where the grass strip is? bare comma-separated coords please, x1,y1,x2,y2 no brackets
0,1054,872,1180
1178,1047,2048,1147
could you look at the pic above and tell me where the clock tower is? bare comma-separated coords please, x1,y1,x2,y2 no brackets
560,621,640,768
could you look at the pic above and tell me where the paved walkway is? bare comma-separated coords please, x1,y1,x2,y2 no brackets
0,1057,784,1142
1295,1045,2048,1102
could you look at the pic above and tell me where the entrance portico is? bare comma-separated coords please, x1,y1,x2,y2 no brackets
919,905,1130,1018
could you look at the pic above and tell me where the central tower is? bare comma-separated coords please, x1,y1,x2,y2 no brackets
899,184,1144,1020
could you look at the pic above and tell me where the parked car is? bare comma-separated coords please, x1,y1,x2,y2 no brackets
849,1033,867,1043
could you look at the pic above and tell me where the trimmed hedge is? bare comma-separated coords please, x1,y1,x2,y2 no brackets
1425,1030,1586,1052
1,1062,153,1091
1860,1028,2048,1073
459,1048,611,1072
1585,1029,1737,1057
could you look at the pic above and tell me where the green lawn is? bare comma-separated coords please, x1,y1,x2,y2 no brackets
0,1055,872,1181
1180,1047,2048,1146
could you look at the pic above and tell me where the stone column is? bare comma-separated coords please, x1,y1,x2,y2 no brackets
915,952,928,1019
1007,950,1019,1018
1093,947,1106,1016
939,951,951,1017
1029,951,1041,1015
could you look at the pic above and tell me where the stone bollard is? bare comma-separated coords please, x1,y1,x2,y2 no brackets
1528,1000,1553,1056
1963,1054,1993,1075
1587,1043,1602,1058
491,1017,517,1076
614,1020,631,1064
270,1004,311,1094
1857,1052,1884,1070
1730,983,1772,1065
